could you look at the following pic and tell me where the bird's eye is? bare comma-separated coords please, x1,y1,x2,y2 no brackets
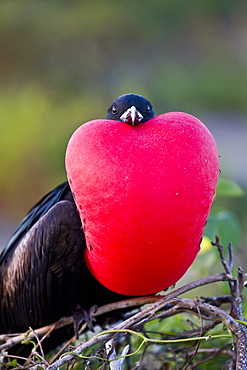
145,105,151,113
111,106,118,115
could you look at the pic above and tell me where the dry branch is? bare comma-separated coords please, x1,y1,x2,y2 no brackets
1,238,247,369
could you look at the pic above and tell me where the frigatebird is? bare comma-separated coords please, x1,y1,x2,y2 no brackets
0,94,155,353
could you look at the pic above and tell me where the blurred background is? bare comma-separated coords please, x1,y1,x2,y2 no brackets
0,1,247,277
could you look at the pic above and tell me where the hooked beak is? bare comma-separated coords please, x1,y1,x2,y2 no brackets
120,106,143,126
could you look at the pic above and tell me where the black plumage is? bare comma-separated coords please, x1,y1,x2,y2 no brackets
0,94,155,353
106,93,154,124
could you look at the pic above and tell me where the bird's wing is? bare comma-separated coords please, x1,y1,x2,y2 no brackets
0,199,86,332
0,181,72,263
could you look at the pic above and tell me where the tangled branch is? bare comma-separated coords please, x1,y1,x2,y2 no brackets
1,237,247,369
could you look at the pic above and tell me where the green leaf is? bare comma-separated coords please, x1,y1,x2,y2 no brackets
1,359,18,367
216,177,244,197
204,210,241,248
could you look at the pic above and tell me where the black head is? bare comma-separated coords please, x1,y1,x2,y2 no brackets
106,93,155,125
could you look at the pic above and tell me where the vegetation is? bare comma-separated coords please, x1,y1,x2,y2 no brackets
1,240,246,369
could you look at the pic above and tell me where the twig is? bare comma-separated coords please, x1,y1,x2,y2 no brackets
45,242,247,370
45,274,236,370
2,240,246,370
48,322,88,364
189,344,235,368
182,298,203,370
1,273,232,353
0,297,158,352
0,318,74,351
212,237,247,369
201,295,232,307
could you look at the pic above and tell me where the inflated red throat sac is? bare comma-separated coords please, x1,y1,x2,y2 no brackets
65,112,219,296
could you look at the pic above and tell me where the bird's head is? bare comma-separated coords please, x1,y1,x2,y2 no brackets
106,93,155,125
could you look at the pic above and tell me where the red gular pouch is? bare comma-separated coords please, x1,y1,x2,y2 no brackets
65,112,219,296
